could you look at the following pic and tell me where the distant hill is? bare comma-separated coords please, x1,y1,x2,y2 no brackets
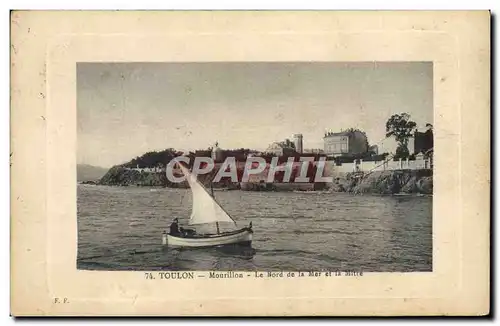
77,164,109,182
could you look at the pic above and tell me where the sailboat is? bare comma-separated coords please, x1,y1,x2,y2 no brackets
164,163,253,247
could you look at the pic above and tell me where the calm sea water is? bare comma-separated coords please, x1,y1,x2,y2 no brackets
77,185,432,272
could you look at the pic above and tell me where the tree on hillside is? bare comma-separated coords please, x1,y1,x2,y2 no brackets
123,148,181,168
385,113,417,159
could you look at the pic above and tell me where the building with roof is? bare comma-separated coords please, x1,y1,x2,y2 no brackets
408,128,433,155
265,141,296,156
323,129,369,157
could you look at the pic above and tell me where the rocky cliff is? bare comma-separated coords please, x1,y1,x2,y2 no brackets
329,169,433,195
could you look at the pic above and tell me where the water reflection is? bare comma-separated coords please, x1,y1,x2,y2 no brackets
160,243,257,271
215,243,256,259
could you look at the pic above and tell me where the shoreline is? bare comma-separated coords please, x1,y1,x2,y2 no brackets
77,183,433,197
81,166,433,196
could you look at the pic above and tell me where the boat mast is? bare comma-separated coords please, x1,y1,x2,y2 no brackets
210,181,220,234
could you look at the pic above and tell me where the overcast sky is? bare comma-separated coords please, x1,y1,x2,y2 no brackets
77,62,433,168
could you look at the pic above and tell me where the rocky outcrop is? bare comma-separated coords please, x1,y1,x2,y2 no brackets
327,169,432,195
98,166,240,189
416,176,433,194
98,166,168,187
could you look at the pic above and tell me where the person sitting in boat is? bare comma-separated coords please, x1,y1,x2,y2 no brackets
179,226,197,237
169,218,181,236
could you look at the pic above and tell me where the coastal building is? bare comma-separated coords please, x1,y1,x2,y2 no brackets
408,128,433,155
128,164,165,173
414,129,433,154
323,129,369,157
265,142,296,156
293,134,303,154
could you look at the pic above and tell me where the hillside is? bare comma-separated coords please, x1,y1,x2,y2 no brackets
77,164,109,182
98,165,240,188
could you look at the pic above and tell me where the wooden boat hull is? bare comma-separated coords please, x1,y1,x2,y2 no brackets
167,228,252,248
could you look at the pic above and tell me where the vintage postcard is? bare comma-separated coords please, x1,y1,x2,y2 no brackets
10,11,490,316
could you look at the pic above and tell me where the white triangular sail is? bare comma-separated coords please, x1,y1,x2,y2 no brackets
178,164,236,226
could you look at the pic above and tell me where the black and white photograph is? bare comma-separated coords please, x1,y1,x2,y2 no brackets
77,62,433,273
10,9,490,317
